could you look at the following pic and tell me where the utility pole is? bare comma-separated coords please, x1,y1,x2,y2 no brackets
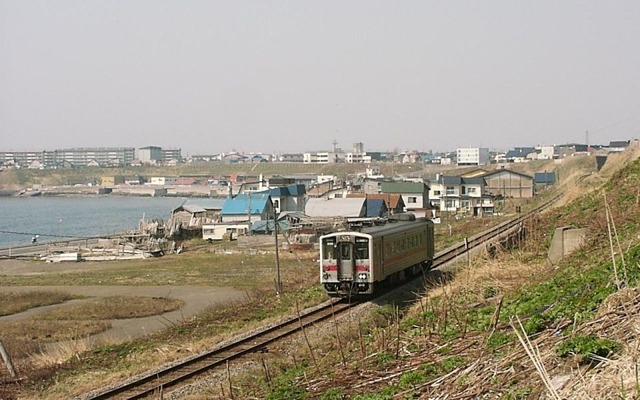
247,193,252,236
274,206,282,295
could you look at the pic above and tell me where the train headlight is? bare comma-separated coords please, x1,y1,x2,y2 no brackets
358,273,368,281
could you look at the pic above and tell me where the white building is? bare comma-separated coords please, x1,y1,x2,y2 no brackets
304,142,370,164
456,148,490,166
536,146,555,160
149,176,178,186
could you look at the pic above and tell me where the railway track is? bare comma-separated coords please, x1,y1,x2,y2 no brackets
85,299,359,400
432,193,560,267
84,194,560,399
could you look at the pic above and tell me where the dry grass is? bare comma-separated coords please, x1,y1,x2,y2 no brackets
0,320,111,344
33,296,184,320
425,251,546,304
0,247,324,400
0,291,81,316
0,295,184,369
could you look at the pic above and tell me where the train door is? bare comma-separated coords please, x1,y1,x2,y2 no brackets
338,242,355,280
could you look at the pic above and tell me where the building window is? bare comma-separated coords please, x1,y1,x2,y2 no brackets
407,196,417,204
446,186,455,195
433,190,441,196
468,187,477,194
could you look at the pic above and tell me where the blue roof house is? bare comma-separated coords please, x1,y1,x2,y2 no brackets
220,193,275,223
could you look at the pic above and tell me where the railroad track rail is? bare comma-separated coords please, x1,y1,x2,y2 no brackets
432,193,560,267
85,299,359,400
84,194,560,399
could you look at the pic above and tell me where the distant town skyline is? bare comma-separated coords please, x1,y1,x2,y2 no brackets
0,136,633,158
2,1,639,156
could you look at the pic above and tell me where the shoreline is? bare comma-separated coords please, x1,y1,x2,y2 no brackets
0,186,227,199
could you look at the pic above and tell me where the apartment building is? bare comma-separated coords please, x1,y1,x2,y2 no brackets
456,147,490,166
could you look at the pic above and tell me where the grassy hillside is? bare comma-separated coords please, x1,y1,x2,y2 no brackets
1,151,623,399
217,146,640,399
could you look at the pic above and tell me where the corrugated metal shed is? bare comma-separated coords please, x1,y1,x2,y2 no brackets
305,197,366,217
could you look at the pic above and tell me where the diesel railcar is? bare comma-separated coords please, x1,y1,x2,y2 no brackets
319,215,435,297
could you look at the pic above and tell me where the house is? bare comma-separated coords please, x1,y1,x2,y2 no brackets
100,176,125,186
431,175,493,215
365,198,388,218
182,198,225,221
150,176,179,186
482,169,534,198
124,175,145,185
362,178,384,196
505,147,536,163
174,178,198,186
202,223,248,241
170,204,209,229
248,153,270,163
278,153,304,163
27,160,43,169
605,140,631,152
379,181,430,211
222,153,249,163
347,193,405,215
220,193,275,223
260,184,306,214
307,180,341,198
534,172,557,191
304,197,367,218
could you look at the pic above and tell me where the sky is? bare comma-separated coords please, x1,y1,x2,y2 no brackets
1,1,639,156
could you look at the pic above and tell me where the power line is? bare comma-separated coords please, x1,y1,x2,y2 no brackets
591,116,635,133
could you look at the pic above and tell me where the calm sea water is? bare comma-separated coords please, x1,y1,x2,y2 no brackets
0,196,187,248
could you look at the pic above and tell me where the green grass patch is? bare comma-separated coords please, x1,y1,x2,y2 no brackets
556,335,621,364
264,363,309,400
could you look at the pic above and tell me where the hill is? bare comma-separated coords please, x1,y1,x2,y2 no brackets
0,159,562,192
215,145,640,399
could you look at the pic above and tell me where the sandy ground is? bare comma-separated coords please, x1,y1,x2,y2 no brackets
0,259,247,347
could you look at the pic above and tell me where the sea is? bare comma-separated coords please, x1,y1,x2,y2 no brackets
0,196,187,248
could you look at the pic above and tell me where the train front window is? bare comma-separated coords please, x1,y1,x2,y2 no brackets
340,244,351,260
323,238,336,260
355,239,369,259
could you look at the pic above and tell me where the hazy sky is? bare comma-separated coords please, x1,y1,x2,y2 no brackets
1,1,639,156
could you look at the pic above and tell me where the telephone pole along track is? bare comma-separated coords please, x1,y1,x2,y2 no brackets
85,195,559,399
